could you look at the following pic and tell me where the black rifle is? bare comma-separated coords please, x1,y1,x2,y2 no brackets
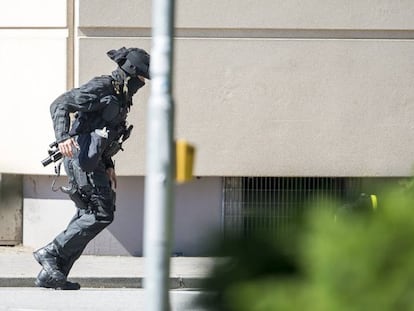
41,141,62,167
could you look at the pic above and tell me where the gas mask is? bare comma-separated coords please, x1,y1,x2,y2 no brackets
127,77,145,95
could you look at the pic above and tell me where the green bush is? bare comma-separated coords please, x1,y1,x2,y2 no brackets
199,185,414,311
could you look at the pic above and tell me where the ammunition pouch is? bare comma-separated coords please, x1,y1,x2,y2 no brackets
101,123,133,158
103,141,122,158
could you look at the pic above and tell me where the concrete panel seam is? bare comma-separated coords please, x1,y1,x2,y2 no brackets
78,27,414,40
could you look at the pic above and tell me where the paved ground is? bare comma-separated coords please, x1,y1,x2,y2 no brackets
0,288,209,311
0,246,215,289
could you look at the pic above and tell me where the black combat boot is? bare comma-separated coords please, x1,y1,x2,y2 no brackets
33,243,66,284
35,269,80,290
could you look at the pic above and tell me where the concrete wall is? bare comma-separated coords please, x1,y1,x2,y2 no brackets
23,175,222,256
76,0,414,177
0,0,68,175
1,1,413,176
2,1,414,255
0,174,23,245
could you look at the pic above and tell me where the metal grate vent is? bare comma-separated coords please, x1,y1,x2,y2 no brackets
222,177,361,237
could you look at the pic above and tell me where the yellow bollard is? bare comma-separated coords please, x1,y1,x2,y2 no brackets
370,194,378,210
175,140,196,183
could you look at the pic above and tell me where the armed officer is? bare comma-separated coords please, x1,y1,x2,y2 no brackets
33,47,150,290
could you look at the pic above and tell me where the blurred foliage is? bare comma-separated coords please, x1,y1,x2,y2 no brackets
198,180,414,311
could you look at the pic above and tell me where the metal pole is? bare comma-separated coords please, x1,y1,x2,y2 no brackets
143,0,175,310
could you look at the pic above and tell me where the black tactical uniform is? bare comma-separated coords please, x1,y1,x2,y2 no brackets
33,47,150,290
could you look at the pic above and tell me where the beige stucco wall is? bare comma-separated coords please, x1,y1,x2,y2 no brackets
1,1,414,177
23,175,222,256
78,0,414,30
76,0,414,177
1,0,411,256
0,0,67,175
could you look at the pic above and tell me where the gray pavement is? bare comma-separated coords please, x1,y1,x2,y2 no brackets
0,246,215,289
0,288,209,311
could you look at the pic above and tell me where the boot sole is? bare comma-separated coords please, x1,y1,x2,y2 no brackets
34,278,54,289
35,276,80,290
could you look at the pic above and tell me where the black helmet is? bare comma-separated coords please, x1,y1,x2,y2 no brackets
107,47,150,79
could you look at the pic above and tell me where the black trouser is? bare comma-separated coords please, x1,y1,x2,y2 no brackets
51,155,115,276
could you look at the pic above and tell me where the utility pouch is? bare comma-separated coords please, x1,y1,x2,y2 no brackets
69,190,89,210
102,124,133,158
61,185,89,210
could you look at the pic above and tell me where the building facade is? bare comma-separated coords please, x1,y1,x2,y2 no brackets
1,0,413,255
